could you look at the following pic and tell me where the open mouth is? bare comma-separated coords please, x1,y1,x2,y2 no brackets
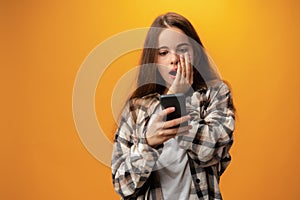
169,70,177,76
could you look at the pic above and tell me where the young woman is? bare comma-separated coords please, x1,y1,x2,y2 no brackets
111,12,235,200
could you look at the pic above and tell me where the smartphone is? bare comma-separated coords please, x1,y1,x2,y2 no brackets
160,93,187,127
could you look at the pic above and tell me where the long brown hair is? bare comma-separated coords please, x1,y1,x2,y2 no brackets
130,12,219,99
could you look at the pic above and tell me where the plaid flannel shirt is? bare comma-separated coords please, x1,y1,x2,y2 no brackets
111,81,235,200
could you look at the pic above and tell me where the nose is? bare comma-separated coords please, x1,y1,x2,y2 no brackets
170,52,179,65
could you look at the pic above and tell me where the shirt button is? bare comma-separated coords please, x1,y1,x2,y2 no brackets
196,178,200,183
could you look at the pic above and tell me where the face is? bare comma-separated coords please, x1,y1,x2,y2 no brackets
156,27,194,87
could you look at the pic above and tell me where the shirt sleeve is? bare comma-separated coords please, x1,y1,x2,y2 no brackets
177,82,235,168
111,100,162,198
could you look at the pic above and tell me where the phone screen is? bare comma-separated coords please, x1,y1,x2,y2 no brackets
160,93,187,127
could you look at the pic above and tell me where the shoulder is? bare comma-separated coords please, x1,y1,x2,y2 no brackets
129,93,160,109
124,93,160,120
206,80,231,92
205,80,232,99
207,80,235,112
192,80,231,98
189,80,232,106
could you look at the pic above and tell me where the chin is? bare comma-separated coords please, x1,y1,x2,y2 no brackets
165,80,173,88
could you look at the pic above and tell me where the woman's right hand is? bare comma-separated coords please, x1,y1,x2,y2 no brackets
145,107,192,147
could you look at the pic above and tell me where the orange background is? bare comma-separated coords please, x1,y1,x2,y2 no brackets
1,0,300,199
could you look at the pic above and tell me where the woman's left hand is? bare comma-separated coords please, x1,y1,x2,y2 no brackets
167,52,193,94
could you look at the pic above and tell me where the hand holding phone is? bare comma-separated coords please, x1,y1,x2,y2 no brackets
145,93,190,147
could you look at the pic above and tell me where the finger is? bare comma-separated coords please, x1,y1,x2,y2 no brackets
190,66,194,84
176,61,182,80
186,53,193,84
159,128,179,136
177,125,192,133
162,134,177,142
185,52,191,83
164,115,191,128
189,54,194,84
176,131,191,136
159,125,192,137
180,55,186,78
157,107,175,120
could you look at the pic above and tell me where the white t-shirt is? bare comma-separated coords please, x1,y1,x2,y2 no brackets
149,106,193,200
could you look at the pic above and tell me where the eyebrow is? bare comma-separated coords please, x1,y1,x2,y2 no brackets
177,43,190,48
158,43,190,50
